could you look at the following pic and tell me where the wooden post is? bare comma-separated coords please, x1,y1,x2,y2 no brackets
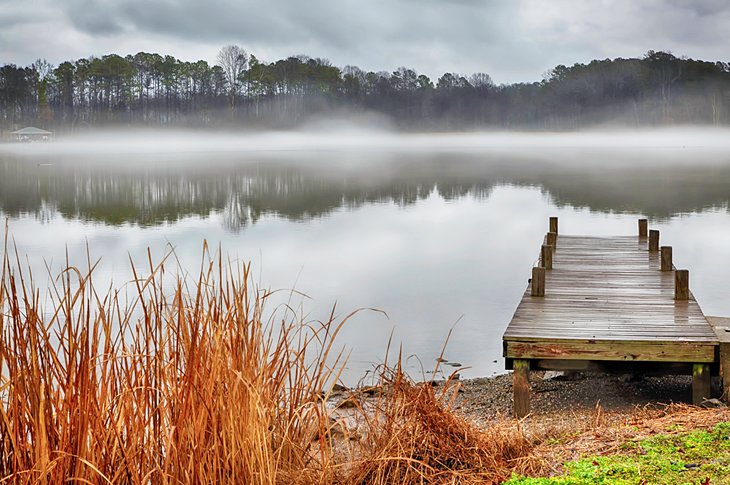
721,342,730,403
546,231,557,249
540,245,553,270
706,317,730,403
675,269,689,300
531,267,545,297
692,363,711,405
638,218,648,238
661,246,673,271
513,359,530,418
549,217,558,234
649,230,659,252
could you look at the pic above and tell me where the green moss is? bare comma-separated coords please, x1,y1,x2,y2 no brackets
506,421,730,485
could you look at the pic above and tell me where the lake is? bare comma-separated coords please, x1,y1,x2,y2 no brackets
3,130,730,384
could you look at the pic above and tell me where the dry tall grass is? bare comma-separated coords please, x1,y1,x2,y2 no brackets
0,235,533,483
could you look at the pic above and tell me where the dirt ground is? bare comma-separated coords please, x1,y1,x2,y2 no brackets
449,371,722,430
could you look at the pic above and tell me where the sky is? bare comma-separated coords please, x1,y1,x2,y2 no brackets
1,0,729,84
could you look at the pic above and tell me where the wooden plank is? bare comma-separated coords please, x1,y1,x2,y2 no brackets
504,339,716,362
506,327,716,336
533,359,692,375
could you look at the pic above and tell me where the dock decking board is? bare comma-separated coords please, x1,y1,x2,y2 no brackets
504,235,717,345
502,228,720,417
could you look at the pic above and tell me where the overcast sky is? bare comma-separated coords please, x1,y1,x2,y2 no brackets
1,0,729,84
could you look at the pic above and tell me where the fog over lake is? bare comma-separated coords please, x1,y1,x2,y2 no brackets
3,129,730,383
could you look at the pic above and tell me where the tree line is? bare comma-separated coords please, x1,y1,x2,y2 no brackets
1,47,729,131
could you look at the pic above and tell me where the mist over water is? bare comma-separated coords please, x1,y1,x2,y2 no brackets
4,127,730,158
3,128,730,383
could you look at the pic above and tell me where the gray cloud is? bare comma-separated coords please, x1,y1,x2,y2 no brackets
1,0,729,83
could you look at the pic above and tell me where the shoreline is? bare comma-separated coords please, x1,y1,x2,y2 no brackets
332,370,719,425
328,370,719,433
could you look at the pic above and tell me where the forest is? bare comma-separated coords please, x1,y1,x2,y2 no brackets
1,47,728,131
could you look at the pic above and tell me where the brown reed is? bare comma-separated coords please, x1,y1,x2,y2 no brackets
0,235,534,483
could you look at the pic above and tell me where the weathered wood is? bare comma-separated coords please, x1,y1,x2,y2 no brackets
531,266,545,297
692,363,712,405
505,340,716,363
504,233,719,400
705,317,730,402
541,244,553,270
546,231,557,248
549,217,558,234
676,269,689,300
639,219,648,238
533,359,693,375
649,230,660,252
661,246,673,271
505,236,716,343
721,343,730,402
513,359,530,418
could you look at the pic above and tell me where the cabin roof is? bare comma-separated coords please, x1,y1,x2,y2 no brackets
12,126,53,135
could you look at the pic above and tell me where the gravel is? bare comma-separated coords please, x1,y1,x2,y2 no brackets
446,371,705,427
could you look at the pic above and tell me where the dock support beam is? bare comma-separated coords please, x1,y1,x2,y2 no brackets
638,219,648,238
692,363,711,405
513,359,530,418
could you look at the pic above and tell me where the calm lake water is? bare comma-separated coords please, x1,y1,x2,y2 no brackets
3,133,730,384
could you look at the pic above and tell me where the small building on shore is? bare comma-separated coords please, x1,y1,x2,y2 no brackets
11,126,54,142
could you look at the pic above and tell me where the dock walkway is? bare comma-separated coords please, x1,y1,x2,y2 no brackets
503,218,721,418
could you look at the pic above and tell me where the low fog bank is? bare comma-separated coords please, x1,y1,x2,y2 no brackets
4,126,730,160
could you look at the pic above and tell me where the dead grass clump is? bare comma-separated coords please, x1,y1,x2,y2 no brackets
347,369,533,484
0,237,350,483
0,231,538,484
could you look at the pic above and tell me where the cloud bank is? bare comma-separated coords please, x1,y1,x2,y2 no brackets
2,0,729,84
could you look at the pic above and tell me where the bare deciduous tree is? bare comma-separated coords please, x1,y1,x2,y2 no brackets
217,45,248,111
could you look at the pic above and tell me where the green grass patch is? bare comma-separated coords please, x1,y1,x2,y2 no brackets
506,421,730,485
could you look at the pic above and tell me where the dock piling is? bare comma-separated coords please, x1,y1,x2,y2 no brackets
513,360,530,418
675,270,689,300
661,246,673,271
547,231,557,249
531,267,545,297
639,219,648,238
692,363,711,405
549,217,558,234
649,230,660,252
541,245,553,270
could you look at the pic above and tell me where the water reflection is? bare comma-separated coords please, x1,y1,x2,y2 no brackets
2,148,730,228
2,147,730,384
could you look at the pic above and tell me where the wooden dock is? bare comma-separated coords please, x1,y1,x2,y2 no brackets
503,218,723,418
